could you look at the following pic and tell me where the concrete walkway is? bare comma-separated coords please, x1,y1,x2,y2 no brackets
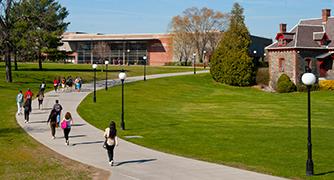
16,71,288,180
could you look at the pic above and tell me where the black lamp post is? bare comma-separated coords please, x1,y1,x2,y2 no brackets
105,60,109,90
92,64,97,103
193,53,196,74
143,55,147,81
301,72,316,176
119,70,127,130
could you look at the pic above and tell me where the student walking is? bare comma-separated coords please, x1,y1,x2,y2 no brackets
16,90,24,115
23,100,31,123
24,88,33,113
53,78,59,92
104,121,118,166
47,109,58,139
52,100,63,125
40,81,46,93
61,112,73,146
36,91,44,109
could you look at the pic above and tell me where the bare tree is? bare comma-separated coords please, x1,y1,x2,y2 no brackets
170,7,227,64
92,41,111,64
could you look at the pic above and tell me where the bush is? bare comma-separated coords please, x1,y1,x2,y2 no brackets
319,80,334,90
276,74,297,93
296,83,319,92
256,68,269,85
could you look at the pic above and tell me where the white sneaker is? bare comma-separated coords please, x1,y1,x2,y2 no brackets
52,136,55,139
109,161,113,166
24,120,27,123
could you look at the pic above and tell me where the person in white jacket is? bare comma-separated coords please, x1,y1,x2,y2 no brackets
104,121,118,166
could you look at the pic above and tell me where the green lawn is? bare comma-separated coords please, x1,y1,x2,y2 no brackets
78,73,334,180
0,62,193,179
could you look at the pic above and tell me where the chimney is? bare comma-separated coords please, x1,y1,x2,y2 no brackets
279,23,287,33
322,9,331,23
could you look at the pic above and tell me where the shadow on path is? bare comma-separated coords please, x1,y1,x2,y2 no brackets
115,159,157,166
29,120,47,124
69,134,86,138
71,123,86,127
72,140,104,146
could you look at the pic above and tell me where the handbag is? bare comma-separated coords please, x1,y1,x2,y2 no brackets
61,120,67,129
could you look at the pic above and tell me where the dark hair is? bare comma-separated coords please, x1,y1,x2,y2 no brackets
109,121,117,138
65,112,72,120
55,100,59,103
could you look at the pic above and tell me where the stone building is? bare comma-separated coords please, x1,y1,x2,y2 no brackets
266,9,334,89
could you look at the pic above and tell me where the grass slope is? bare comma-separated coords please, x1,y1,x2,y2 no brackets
78,73,334,180
0,62,193,179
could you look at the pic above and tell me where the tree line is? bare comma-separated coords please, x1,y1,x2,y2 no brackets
170,3,255,86
0,0,68,82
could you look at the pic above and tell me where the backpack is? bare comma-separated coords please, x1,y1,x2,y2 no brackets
54,104,61,112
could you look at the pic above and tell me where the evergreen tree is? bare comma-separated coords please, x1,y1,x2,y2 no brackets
210,3,255,86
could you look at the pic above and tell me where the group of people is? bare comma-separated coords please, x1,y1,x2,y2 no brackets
53,76,82,92
16,79,118,166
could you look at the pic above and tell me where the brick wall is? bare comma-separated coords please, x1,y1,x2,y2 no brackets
148,35,173,66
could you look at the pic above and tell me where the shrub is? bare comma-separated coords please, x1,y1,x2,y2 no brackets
256,68,269,85
319,80,334,90
276,74,297,93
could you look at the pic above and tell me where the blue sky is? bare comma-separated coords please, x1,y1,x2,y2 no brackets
58,0,334,39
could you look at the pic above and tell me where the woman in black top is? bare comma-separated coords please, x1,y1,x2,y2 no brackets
47,109,58,139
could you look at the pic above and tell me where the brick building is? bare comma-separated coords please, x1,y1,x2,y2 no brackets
266,9,334,89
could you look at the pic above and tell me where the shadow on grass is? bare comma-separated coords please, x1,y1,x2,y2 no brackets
115,158,157,166
315,170,334,176
0,127,24,136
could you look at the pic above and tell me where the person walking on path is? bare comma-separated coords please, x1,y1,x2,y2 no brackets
53,78,59,92
36,91,44,110
24,88,33,113
61,112,73,146
52,100,63,125
23,100,31,123
104,121,118,166
40,81,46,93
16,90,24,115
47,109,58,139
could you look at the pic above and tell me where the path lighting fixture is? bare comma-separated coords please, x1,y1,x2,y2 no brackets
253,50,257,54
119,70,127,130
301,72,316,176
143,55,147,81
92,64,98,103
193,53,196,74
105,61,109,90
127,49,130,65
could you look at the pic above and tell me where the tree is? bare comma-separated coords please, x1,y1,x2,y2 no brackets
92,41,111,64
12,0,69,70
170,7,227,64
0,0,14,82
210,3,255,86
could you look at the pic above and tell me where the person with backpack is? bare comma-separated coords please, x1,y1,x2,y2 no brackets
61,112,73,146
36,91,44,110
16,90,24,115
52,100,63,125
23,100,31,123
103,121,118,166
47,109,58,139
24,88,33,113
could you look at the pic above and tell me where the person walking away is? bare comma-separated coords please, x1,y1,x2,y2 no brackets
53,78,59,92
24,88,33,113
23,100,31,123
104,121,118,166
40,81,46,93
47,109,58,139
52,100,63,125
36,91,44,109
61,77,66,92
16,90,24,115
61,112,73,145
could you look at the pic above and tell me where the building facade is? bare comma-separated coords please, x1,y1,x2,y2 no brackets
266,9,334,89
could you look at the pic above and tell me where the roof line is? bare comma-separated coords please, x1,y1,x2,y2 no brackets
294,26,298,47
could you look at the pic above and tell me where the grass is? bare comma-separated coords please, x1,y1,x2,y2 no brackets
0,62,193,179
78,73,334,180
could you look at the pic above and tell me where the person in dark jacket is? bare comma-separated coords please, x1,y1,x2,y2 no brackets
47,109,58,139
23,100,31,123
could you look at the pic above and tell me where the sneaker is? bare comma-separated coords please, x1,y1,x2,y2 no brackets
52,136,55,139
66,140,69,146
24,120,27,123
109,161,113,166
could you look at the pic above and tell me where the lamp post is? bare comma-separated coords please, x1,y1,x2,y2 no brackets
203,50,207,69
143,55,147,81
92,64,97,103
301,72,316,176
119,70,127,130
193,53,196,74
127,49,130,65
105,61,109,90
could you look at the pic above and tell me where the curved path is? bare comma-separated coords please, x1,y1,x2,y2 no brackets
16,71,287,180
